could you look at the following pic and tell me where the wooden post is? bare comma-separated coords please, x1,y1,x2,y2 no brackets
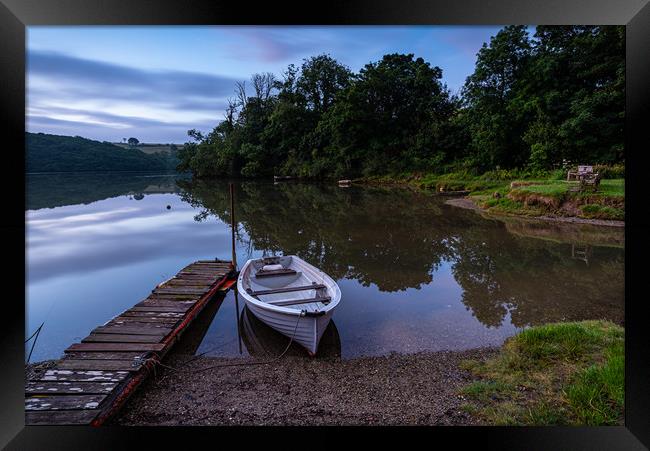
233,286,243,354
229,182,242,354
229,182,237,270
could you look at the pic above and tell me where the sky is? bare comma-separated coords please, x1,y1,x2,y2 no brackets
27,26,504,144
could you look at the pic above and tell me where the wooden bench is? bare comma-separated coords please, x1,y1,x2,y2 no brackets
247,283,326,297
579,172,602,192
567,165,594,181
267,296,331,306
255,268,297,278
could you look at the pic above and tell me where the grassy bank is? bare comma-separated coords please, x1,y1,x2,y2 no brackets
359,167,624,221
459,320,624,425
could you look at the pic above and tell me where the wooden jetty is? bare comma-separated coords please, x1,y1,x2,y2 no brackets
25,259,235,426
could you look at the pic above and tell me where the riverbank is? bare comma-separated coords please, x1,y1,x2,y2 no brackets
445,197,625,228
112,348,498,425
359,170,624,223
27,321,623,426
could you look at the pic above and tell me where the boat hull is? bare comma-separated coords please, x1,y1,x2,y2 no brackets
237,255,341,355
243,299,332,355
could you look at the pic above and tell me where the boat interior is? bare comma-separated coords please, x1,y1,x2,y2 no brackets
244,256,332,310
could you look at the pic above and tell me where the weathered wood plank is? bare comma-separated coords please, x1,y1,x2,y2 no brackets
58,359,143,371
93,325,172,335
178,270,225,275
171,273,217,278
26,394,107,411
172,274,218,279
153,288,209,295
120,311,184,318
26,409,99,425
135,299,196,307
180,267,227,272
82,333,164,344
26,381,118,395
37,369,129,382
66,342,165,352
160,282,213,289
129,305,192,313
63,351,148,360
145,294,200,302
109,316,179,327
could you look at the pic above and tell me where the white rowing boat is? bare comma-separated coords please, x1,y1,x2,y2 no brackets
237,255,342,356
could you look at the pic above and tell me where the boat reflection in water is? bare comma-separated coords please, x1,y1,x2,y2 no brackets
239,306,341,359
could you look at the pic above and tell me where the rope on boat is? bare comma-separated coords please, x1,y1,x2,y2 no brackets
153,311,304,374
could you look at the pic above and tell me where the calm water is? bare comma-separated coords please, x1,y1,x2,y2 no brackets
26,173,625,362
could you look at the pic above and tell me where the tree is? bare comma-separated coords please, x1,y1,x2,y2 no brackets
296,54,353,114
320,53,454,176
523,26,624,167
127,137,140,147
462,25,533,169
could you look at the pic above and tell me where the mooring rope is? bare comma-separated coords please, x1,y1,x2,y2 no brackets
25,322,45,364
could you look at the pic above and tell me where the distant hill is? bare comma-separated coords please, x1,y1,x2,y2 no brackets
26,132,180,173
112,142,181,154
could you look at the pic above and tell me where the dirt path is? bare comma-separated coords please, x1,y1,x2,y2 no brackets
112,348,497,426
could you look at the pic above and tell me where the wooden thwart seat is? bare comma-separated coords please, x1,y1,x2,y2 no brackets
267,296,331,307
255,268,297,278
247,283,326,297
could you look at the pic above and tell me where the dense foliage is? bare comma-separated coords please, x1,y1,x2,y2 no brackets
27,132,180,173
178,25,624,179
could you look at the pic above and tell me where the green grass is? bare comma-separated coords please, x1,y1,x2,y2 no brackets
511,182,569,198
459,320,624,426
565,341,624,425
596,179,625,197
360,170,625,221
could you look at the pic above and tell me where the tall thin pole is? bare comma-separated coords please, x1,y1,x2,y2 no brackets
229,182,242,354
229,182,237,270
234,286,243,354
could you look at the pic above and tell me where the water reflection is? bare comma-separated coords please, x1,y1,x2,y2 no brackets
26,174,624,361
179,179,625,329
240,306,341,359
27,172,187,210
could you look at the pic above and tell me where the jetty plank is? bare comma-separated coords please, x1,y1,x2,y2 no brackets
92,325,172,335
66,342,166,352
120,311,184,318
145,294,199,301
63,351,148,360
26,259,233,425
26,381,118,395
26,394,107,411
111,316,179,325
153,288,209,295
58,359,143,371
135,299,196,307
26,410,100,425
129,305,192,313
82,334,166,344
38,369,129,382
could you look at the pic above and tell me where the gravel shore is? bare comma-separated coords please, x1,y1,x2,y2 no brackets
113,348,498,426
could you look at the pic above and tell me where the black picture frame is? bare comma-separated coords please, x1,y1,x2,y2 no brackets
1,0,648,448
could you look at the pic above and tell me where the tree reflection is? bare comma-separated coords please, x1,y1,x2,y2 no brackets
27,172,185,210
178,180,624,328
